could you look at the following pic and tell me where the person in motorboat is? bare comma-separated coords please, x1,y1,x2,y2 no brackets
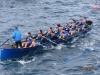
11,27,22,48
22,32,33,48
50,32,59,41
29,38,38,47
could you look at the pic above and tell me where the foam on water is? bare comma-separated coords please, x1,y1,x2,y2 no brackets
55,43,66,50
71,37,79,43
18,57,36,65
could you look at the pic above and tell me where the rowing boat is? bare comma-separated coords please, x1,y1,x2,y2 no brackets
0,21,93,61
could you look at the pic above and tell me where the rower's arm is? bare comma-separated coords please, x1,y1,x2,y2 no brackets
43,32,47,36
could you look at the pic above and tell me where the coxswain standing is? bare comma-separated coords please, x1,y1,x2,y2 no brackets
11,27,22,48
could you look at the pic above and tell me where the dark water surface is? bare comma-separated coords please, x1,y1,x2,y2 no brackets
0,0,100,75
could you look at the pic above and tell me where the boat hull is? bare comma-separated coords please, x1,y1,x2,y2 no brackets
0,45,43,61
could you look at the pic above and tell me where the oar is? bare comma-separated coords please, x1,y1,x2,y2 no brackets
37,42,48,49
47,39,57,45
0,38,11,47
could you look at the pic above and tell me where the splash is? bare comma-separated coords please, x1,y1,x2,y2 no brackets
18,57,36,65
53,63,57,66
71,37,78,43
55,44,66,50
85,47,94,51
82,39,95,51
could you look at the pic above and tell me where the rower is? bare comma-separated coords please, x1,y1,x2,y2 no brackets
64,23,69,29
76,19,83,32
48,27,53,33
50,32,59,41
38,29,43,35
82,17,87,29
45,27,53,39
56,24,61,28
30,39,38,47
45,32,51,39
22,32,33,48
72,19,76,23
69,19,77,35
60,29,69,39
54,26,60,37
36,33,42,44
56,24,63,32
40,35,49,44
64,23,70,33
33,29,43,38
83,17,87,23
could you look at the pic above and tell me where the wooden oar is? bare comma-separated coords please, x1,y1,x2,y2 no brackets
0,38,11,47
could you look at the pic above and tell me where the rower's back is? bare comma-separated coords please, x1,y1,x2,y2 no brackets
12,28,21,42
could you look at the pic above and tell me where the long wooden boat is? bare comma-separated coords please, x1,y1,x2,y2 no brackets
0,21,93,61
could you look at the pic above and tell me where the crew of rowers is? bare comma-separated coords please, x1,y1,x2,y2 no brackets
21,17,87,48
